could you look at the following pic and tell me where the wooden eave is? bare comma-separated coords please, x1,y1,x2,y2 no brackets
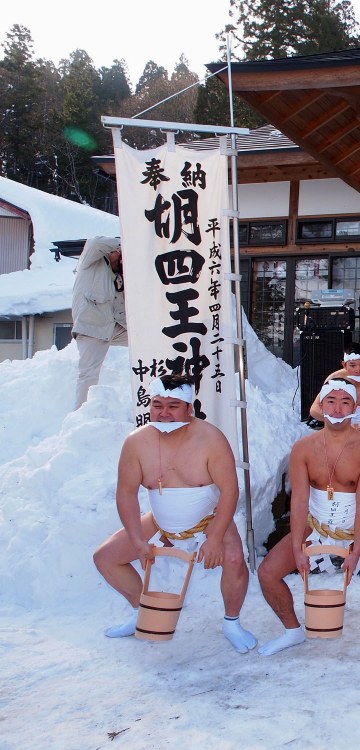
236,149,331,183
92,156,116,177
92,148,332,185
207,49,360,193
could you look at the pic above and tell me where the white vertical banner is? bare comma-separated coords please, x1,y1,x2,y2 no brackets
115,140,238,460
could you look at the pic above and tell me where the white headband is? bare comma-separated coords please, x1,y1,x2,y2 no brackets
344,352,360,361
319,379,356,403
149,377,193,403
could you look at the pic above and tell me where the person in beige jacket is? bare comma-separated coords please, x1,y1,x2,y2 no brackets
72,236,127,409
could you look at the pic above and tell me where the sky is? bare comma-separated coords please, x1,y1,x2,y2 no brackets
0,0,233,89
2,0,360,91
2,179,360,749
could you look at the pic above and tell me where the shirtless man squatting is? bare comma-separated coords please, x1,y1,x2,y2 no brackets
257,378,360,656
94,374,256,654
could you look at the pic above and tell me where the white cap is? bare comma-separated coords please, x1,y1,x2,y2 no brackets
149,377,193,403
319,379,356,403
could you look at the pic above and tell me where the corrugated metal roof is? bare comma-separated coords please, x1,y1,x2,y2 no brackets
179,124,299,152
207,47,360,74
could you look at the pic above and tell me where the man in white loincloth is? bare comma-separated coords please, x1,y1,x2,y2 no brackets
94,374,256,653
257,378,360,656
310,342,360,428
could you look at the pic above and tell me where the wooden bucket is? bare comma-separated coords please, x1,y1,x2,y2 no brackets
303,544,349,639
135,546,196,642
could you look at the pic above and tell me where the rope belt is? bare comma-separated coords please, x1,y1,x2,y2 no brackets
152,509,217,541
307,512,354,541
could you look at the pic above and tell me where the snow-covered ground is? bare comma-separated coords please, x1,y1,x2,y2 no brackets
1,176,358,750
2,324,358,750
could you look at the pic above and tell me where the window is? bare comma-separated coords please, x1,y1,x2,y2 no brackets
297,219,333,241
0,319,22,341
239,220,287,246
297,216,360,243
54,324,72,350
335,219,360,239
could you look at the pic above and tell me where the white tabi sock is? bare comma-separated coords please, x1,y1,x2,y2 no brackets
223,616,257,653
104,607,139,638
258,626,306,656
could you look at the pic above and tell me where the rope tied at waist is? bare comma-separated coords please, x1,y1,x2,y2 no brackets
307,512,354,541
152,508,217,541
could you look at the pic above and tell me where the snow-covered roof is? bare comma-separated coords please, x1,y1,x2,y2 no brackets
0,177,121,316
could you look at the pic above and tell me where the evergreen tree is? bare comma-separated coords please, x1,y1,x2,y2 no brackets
135,60,168,95
167,55,199,133
194,73,263,130
120,58,200,149
31,58,63,192
0,25,48,184
97,59,132,111
1,23,34,67
196,0,360,129
296,0,360,55
55,50,106,203
217,0,359,60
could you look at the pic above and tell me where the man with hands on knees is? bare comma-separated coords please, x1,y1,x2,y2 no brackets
258,378,360,656
94,374,256,653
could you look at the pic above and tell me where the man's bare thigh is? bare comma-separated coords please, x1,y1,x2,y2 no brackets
96,512,157,564
260,528,311,578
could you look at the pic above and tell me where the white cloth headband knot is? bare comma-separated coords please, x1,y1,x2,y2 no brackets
149,377,193,403
344,352,360,361
319,379,356,403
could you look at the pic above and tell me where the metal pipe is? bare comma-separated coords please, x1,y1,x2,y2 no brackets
28,315,35,358
102,115,248,137
21,316,28,359
226,35,256,572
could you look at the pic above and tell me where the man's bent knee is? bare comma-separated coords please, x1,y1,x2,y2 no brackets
223,541,247,578
93,545,107,573
257,557,272,588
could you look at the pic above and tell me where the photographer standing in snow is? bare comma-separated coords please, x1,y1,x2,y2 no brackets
72,236,127,409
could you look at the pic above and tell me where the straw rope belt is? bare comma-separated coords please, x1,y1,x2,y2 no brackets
307,512,354,541
152,508,217,541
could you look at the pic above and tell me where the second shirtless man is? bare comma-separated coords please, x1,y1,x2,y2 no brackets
258,378,360,656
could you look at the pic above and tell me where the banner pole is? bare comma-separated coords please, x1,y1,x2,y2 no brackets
226,35,256,572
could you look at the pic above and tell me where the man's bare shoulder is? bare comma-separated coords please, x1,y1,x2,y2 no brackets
121,424,155,449
292,427,360,453
325,367,347,380
291,430,319,456
191,419,234,453
192,417,228,438
349,429,360,449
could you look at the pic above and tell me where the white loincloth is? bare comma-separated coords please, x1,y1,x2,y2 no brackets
307,487,357,572
148,483,220,535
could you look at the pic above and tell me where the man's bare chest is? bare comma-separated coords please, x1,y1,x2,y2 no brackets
308,444,360,491
140,435,210,489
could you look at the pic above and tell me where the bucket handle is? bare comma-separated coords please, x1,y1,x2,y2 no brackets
302,544,350,595
142,545,197,603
